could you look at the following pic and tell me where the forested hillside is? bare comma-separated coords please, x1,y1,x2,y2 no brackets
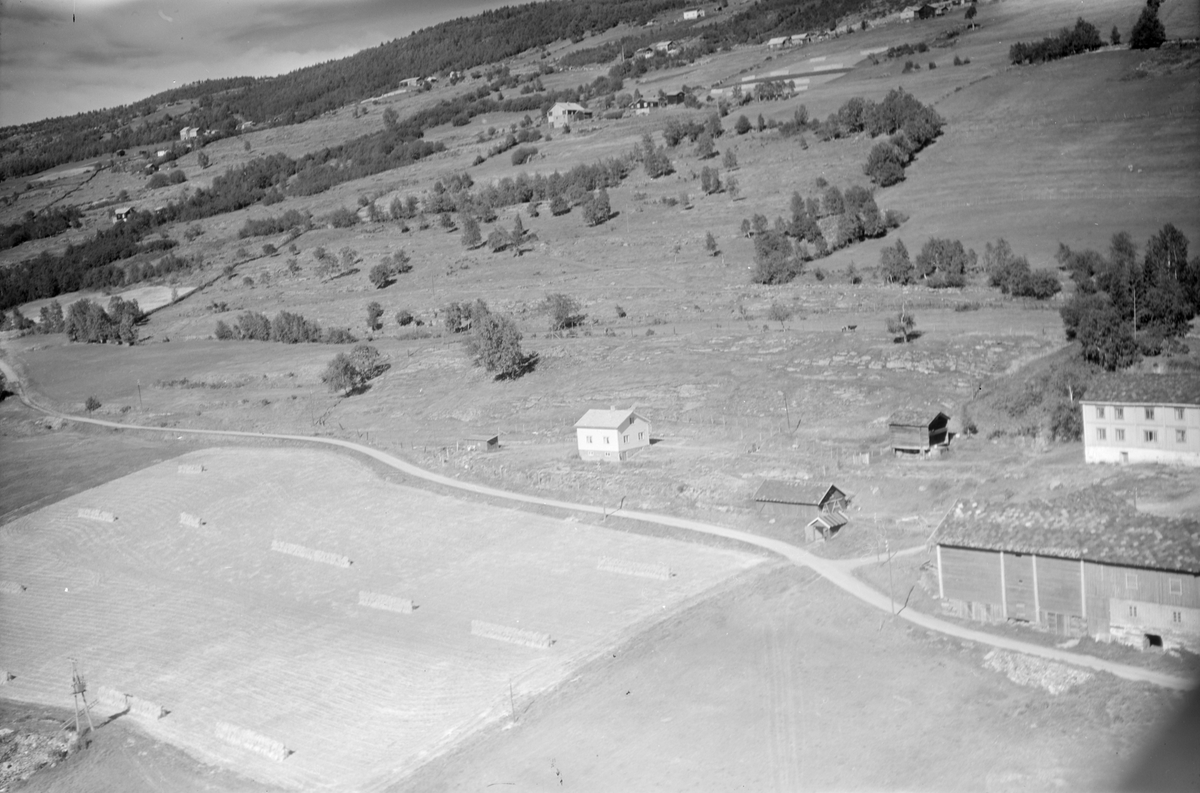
1,0,899,183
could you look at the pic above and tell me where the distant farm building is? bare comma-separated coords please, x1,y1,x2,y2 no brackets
901,4,936,21
934,498,1200,653
112,207,135,224
651,40,681,56
463,434,499,452
660,90,687,106
683,9,705,20
888,409,950,456
547,102,592,129
633,98,660,115
179,126,199,141
575,408,650,462
1081,375,1200,467
635,47,656,60
754,482,849,542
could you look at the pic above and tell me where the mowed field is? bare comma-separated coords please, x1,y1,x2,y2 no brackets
403,565,1186,793
0,446,763,790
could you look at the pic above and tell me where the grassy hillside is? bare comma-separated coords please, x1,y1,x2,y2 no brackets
2,2,1196,517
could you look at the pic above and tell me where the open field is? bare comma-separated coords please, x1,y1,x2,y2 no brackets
401,564,1191,793
0,446,763,790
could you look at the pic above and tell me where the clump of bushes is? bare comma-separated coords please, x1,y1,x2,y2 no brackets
985,238,1061,298
1009,17,1103,64
214,310,358,344
238,210,312,238
322,344,388,395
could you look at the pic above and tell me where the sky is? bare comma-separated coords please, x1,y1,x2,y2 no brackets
0,0,525,128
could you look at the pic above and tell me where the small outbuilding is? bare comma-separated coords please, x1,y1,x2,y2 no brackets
754,481,850,542
575,408,650,462
463,434,499,452
888,409,950,456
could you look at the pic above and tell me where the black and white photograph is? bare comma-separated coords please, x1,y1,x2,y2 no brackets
0,0,1197,790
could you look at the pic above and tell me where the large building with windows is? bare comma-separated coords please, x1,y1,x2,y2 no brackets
1081,375,1200,466
934,497,1200,652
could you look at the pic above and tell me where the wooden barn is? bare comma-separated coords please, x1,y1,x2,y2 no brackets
934,497,1200,652
463,434,499,452
754,482,849,542
888,409,950,456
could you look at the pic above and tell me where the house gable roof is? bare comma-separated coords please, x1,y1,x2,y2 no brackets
754,481,843,506
550,102,588,114
1082,375,1200,407
575,408,646,429
935,495,1200,575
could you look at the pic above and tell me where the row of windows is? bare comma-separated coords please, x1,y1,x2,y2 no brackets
1127,605,1185,624
1096,428,1187,443
1096,406,1187,421
583,432,646,444
1125,572,1185,595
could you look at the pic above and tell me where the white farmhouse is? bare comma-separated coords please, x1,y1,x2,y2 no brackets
547,102,592,129
1081,375,1200,467
683,9,705,20
575,408,650,462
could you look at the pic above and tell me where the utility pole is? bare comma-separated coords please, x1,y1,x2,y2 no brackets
137,380,143,411
69,658,95,740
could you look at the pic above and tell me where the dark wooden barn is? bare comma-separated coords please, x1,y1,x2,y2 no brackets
888,409,950,456
754,482,849,542
934,497,1200,652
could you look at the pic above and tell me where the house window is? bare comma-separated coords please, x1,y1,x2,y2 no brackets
1114,407,1124,420
1145,407,1155,420
1115,428,1125,441
1176,408,1186,420
1096,428,1107,441
1174,611,1183,624
1128,605,1138,618
1096,406,1105,419
1126,572,1138,590
623,434,629,443
1177,429,1187,443
1169,578,1183,595
604,436,610,444
638,432,644,441
586,435,592,444
1144,430,1157,443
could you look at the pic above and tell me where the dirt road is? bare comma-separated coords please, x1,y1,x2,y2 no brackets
0,353,1192,692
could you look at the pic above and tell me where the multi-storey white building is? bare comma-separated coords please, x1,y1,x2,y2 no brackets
575,408,650,462
1081,375,1200,466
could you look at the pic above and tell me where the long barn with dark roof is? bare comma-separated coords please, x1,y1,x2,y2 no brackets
933,497,1200,652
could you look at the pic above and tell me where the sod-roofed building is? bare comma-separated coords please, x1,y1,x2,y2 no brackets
754,482,849,542
934,497,1200,652
1081,374,1200,467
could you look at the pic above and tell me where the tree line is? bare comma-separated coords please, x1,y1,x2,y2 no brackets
1,205,83,251
1059,224,1198,370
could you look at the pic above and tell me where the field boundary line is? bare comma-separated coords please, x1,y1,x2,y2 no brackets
0,355,1192,692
